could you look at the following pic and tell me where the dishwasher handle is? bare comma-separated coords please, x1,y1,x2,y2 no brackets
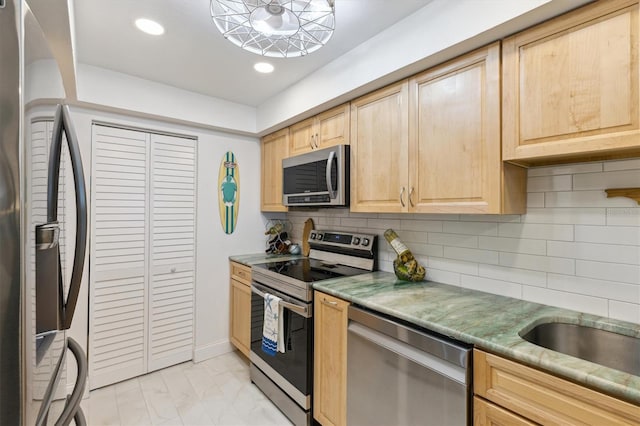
348,321,469,385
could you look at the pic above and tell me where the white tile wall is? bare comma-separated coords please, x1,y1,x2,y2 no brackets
286,159,640,324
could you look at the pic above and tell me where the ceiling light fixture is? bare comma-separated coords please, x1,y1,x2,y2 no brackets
135,18,165,36
210,0,335,58
254,62,275,73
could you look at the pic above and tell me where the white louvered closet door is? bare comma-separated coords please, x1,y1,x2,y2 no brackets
148,133,196,372
89,125,149,389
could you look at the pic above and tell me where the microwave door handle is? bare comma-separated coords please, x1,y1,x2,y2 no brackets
325,150,337,199
60,105,88,330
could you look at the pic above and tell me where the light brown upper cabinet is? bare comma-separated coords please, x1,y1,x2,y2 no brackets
261,128,289,212
502,0,640,165
350,80,410,213
409,42,525,214
289,104,350,156
351,44,526,214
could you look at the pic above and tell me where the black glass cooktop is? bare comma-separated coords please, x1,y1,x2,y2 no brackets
253,258,369,283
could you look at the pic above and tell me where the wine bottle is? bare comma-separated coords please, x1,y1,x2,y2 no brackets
383,229,414,263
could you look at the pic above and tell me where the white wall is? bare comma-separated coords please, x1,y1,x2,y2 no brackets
286,159,640,325
75,64,257,135
65,105,268,369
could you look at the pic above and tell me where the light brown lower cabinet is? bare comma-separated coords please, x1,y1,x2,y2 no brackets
474,349,640,425
313,291,349,426
229,262,251,357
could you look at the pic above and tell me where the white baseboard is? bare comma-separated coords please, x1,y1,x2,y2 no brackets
193,339,234,363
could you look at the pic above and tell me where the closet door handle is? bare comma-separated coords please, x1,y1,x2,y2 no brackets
400,187,406,207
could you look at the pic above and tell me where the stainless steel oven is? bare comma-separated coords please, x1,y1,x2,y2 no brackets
249,231,377,426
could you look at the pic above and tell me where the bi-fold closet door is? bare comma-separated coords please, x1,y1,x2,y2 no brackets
89,124,196,390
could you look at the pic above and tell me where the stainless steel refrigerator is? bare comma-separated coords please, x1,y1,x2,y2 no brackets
1,1,88,424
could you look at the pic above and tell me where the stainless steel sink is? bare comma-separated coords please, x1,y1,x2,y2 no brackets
520,322,640,376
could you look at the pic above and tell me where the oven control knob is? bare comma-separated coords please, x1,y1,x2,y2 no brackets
362,238,370,246
353,237,361,245
316,233,323,240
310,233,316,240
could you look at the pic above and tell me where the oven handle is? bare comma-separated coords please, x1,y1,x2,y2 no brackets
251,283,310,318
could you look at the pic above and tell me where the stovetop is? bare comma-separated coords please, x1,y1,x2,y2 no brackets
253,258,371,284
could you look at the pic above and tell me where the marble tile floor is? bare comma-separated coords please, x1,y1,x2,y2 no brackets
67,351,293,425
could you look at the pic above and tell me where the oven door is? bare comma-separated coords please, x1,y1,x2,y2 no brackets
250,281,313,408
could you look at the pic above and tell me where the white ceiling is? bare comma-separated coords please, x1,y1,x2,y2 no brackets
73,0,432,107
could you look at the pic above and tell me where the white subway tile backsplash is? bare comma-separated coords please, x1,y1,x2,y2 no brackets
547,241,640,265
500,252,575,275
399,219,443,232
544,191,632,208
527,193,545,208
478,264,547,287
575,225,640,245
444,246,499,265
340,217,369,228
547,274,640,303
607,208,640,226
498,223,574,241
522,208,606,225
603,158,640,172
460,275,522,299
425,269,461,286
479,236,546,255
528,162,603,177
576,260,640,285
573,170,640,191
527,175,572,192
428,257,479,276
608,301,640,323
522,286,609,317
442,221,498,236
428,233,478,248
292,159,640,323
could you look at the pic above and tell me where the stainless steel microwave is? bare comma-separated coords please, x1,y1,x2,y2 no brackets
282,145,349,207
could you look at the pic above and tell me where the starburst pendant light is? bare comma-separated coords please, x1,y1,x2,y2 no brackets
211,0,335,58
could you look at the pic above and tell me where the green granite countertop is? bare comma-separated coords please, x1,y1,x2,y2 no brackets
313,271,640,405
229,253,303,266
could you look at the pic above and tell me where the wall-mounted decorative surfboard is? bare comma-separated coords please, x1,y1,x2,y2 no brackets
219,151,239,234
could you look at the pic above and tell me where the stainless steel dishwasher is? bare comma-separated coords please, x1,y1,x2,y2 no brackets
347,306,472,426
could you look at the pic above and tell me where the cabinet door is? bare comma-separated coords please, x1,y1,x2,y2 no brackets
229,278,251,358
289,117,316,156
148,134,196,372
503,0,640,165
261,129,289,212
89,125,149,389
317,103,350,150
313,291,349,426
409,42,521,214
350,80,409,213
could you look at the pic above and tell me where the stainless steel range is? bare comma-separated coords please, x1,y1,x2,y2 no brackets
250,230,377,426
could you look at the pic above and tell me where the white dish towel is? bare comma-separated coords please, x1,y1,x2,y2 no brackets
261,293,285,356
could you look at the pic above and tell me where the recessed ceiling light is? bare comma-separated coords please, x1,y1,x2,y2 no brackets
135,18,165,36
254,62,274,73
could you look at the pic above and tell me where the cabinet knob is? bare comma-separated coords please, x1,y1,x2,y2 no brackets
171,267,176,273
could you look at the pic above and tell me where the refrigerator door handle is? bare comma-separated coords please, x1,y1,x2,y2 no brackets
60,105,87,330
46,104,87,330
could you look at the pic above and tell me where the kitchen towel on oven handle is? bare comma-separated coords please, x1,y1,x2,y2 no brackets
262,293,285,355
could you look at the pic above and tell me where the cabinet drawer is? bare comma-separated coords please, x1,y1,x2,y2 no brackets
474,349,640,425
474,397,535,426
230,262,251,285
